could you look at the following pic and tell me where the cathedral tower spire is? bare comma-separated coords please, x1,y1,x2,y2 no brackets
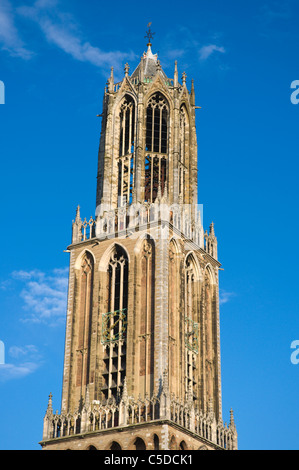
40,32,237,451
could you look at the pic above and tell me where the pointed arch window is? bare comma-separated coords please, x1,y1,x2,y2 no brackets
204,270,215,410
178,106,189,201
102,246,129,400
184,254,199,402
145,93,169,202
76,252,94,392
139,237,155,396
118,95,135,206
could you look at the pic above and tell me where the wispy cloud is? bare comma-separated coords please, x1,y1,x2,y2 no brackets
0,344,41,382
0,0,32,59
17,0,136,73
199,44,226,61
0,362,40,382
12,267,68,325
219,289,236,305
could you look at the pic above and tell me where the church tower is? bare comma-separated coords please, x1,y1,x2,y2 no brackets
40,30,237,451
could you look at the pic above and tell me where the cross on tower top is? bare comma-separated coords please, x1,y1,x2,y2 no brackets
144,22,155,46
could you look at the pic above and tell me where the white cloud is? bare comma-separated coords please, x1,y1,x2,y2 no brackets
0,0,32,59
0,343,41,382
0,362,40,382
199,44,226,61
219,289,236,305
13,267,69,325
9,344,39,359
17,0,136,72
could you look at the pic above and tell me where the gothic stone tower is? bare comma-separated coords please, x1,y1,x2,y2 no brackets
40,36,237,451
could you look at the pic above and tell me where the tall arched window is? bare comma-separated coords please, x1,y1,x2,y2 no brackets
76,252,94,393
184,254,199,402
204,270,215,409
118,95,135,206
139,237,155,396
178,106,189,201
169,239,180,398
145,93,168,202
102,246,129,400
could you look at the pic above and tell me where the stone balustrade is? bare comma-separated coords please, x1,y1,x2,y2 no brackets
42,385,237,449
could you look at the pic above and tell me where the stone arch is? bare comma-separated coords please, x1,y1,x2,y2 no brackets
134,437,146,450
179,440,188,450
86,445,97,450
134,232,156,256
153,433,160,450
144,85,173,116
129,436,146,450
169,236,181,255
184,251,202,282
74,248,96,270
106,440,122,450
113,91,137,117
99,242,130,272
203,263,216,286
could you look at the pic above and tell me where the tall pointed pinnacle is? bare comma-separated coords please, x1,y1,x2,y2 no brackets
124,63,129,77
209,221,215,236
229,408,236,430
75,205,81,223
85,384,90,409
174,60,178,87
46,393,53,415
121,377,128,402
108,66,114,92
190,79,195,106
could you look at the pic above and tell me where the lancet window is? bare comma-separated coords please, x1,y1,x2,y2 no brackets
184,254,199,401
76,252,94,393
144,93,168,202
118,95,135,206
178,106,189,201
102,246,128,400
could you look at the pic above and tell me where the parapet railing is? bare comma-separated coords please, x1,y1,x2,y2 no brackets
72,202,205,251
42,392,237,450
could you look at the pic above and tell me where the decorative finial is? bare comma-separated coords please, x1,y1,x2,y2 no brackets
229,408,236,429
121,377,128,402
190,79,195,106
174,61,178,87
145,22,155,46
75,205,81,222
124,63,130,77
182,71,187,84
47,393,53,414
209,221,215,236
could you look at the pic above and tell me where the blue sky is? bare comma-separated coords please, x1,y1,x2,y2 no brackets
0,0,299,450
